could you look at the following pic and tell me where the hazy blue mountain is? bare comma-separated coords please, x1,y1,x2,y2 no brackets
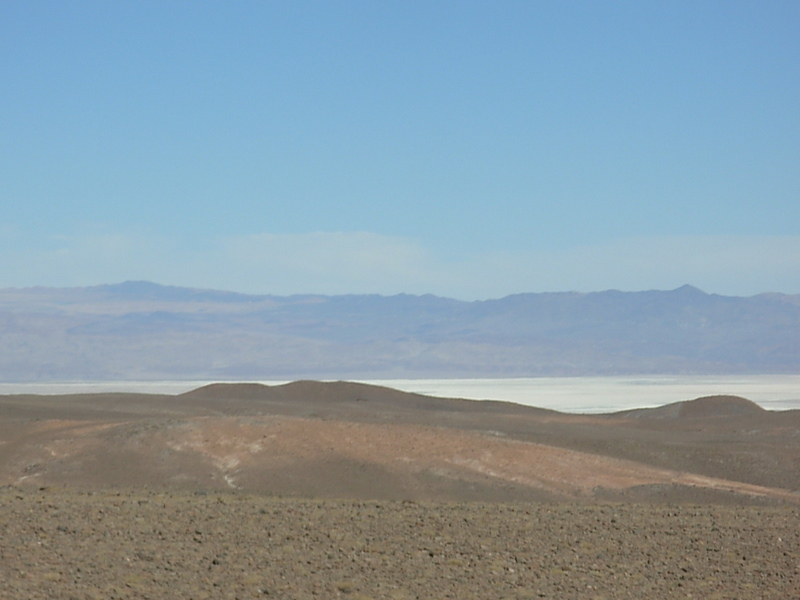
0,281,797,381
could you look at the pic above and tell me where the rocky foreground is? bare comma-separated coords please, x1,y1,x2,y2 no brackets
1,487,798,600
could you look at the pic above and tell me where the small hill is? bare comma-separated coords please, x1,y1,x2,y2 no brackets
178,380,554,417
612,395,767,420
179,382,277,400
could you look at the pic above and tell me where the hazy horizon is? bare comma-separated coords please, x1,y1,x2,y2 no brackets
1,279,796,302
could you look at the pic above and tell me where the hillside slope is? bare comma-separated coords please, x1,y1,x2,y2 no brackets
2,382,798,504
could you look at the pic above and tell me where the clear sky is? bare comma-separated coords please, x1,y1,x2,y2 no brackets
2,1,798,299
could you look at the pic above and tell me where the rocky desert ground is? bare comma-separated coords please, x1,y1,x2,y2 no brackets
1,381,799,598
2,487,798,600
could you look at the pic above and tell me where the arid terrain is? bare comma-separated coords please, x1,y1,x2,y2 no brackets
1,381,799,598
2,488,798,599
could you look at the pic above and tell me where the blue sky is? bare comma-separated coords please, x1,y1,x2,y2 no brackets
2,1,798,299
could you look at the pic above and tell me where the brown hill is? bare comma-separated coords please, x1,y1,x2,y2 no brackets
1,382,798,504
612,395,766,419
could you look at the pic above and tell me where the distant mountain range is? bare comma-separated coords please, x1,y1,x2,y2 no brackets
0,281,798,381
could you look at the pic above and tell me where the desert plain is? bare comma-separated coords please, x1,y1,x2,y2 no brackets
1,381,799,598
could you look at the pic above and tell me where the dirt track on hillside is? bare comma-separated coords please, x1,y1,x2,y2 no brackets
2,487,798,600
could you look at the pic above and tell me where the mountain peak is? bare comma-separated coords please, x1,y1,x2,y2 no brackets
671,284,706,296
98,281,171,295
93,281,261,303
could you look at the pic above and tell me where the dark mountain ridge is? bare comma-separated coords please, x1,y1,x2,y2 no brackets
0,281,798,381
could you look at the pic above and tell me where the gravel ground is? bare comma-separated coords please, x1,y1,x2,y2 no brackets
1,487,798,600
